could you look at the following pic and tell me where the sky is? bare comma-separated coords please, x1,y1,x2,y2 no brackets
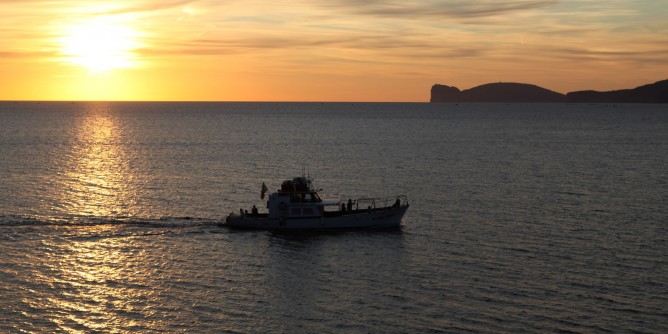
1,0,667,101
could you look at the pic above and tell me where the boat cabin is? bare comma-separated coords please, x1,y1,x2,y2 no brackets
267,177,327,219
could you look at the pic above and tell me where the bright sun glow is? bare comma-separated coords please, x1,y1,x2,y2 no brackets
60,18,141,73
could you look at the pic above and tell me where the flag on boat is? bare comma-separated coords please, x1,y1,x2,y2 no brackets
260,182,268,199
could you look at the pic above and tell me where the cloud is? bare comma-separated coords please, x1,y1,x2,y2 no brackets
92,0,199,16
319,0,559,19
0,50,59,59
537,45,668,66
3,0,666,78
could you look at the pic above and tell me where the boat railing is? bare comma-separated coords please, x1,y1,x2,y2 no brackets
352,195,408,210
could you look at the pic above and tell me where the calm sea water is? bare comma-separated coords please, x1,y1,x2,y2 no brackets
1,101,667,333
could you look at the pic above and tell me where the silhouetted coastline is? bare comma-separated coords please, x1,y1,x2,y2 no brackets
431,79,668,103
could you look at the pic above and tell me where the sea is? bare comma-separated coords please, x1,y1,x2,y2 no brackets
0,101,666,333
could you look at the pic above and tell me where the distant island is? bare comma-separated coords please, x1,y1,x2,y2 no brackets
430,79,668,103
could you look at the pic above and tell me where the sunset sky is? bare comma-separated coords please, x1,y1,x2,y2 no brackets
1,0,666,101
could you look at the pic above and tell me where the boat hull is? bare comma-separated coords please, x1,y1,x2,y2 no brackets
224,205,409,230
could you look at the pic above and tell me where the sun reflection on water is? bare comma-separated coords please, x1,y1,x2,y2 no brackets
59,103,139,218
33,227,162,332
25,104,164,331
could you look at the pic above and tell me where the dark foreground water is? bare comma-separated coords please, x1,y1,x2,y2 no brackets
1,102,667,333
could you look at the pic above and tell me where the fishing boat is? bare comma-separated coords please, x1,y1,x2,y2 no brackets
224,176,409,230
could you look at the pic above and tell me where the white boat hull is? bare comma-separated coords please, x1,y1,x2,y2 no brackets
224,205,409,230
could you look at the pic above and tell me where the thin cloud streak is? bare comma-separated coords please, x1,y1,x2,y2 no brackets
93,0,199,15
321,0,559,19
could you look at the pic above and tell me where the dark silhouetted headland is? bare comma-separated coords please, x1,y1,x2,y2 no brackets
567,80,668,103
431,79,668,103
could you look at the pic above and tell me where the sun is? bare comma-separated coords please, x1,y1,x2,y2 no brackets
60,18,142,73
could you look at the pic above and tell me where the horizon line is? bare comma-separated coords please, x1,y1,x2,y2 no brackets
0,99,433,103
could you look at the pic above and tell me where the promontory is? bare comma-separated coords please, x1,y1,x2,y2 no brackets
430,79,668,103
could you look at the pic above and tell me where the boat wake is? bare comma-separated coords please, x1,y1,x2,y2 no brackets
0,214,221,228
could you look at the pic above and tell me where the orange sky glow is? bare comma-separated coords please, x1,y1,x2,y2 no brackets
1,0,667,101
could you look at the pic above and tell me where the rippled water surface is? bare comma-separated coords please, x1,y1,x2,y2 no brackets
1,102,667,333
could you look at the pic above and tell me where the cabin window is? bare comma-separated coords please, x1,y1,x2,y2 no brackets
291,208,301,216
291,194,303,202
303,207,314,215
